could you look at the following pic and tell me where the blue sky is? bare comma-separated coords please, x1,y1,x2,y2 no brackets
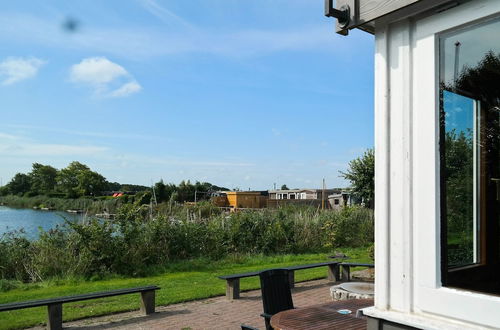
0,0,374,190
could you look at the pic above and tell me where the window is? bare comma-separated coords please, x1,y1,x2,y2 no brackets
334,199,339,205
440,17,500,294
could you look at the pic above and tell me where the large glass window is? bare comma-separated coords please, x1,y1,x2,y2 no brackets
440,18,500,294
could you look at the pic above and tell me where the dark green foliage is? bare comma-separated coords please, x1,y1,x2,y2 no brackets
322,206,374,248
5,173,32,196
4,161,109,198
0,185,9,196
444,129,475,266
153,179,228,203
57,161,107,197
0,204,373,282
0,195,126,215
2,162,226,206
29,163,58,195
340,149,375,208
444,129,473,234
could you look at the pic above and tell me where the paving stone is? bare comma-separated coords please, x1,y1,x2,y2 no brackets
28,279,333,330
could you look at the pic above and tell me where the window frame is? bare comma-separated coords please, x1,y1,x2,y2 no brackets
413,0,500,324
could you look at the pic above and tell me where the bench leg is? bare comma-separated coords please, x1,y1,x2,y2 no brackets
342,265,351,282
288,270,295,289
47,303,62,330
140,290,156,315
226,279,240,300
328,264,340,282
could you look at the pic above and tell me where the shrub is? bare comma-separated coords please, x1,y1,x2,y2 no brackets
0,204,374,282
322,206,374,248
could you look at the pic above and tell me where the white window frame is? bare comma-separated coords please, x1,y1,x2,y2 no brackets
413,0,500,326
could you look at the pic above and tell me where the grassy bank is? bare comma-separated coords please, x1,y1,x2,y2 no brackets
0,250,371,329
0,195,127,215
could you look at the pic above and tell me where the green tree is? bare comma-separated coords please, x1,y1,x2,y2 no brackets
57,161,107,197
154,180,167,202
57,162,88,197
29,163,58,195
6,173,32,196
78,170,107,196
176,180,195,202
340,149,375,208
280,184,289,190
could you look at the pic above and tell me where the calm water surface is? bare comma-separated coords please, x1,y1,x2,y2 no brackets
0,206,85,239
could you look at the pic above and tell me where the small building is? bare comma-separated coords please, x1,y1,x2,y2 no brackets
211,191,267,209
327,0,500,329
268,188,342,208
268,189,339,200
327,191,353,210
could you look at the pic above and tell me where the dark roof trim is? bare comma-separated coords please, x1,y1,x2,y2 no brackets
328,0,464,35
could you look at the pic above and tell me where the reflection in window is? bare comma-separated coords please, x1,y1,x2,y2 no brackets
441,90,477,267
440,18,500,294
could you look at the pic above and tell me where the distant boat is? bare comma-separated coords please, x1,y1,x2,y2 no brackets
66,209,83,214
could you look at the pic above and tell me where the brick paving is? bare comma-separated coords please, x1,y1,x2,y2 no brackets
40,279,333,330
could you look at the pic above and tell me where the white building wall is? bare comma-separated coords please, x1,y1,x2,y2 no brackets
366,1,500,328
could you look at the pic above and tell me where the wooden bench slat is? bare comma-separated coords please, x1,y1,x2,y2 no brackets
0,286,160,312
286,261,338,271
218,261,339,280
218,271,260,280
341,263,374,268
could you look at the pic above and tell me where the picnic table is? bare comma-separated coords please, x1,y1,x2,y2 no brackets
270,298,373,330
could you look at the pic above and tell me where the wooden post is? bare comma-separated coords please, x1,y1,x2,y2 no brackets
226,279,240,300
140,290,156,315
342,265,351,282
288,270,295,288
47,303,63,330
327,263,340,282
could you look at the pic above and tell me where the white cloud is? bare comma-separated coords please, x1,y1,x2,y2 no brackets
0,132,108,156
70,57,127,85
70,56,141,98
0,57,46,85
108,81,142,98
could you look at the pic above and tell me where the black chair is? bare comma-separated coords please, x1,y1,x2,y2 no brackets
241,325,259,330
259,269,294,330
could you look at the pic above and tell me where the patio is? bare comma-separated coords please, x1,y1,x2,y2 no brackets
27,279,337,330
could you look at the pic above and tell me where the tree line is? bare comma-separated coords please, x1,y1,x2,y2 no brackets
0,161,144,198
153,180,228,203
0,161,229,203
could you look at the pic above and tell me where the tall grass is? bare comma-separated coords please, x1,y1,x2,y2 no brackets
0,203,373,283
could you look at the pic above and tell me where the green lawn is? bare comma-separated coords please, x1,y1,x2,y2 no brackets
0,248,371,329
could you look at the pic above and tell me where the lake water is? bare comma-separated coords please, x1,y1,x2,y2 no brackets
0,206,85,239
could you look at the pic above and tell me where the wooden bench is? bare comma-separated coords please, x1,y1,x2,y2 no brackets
0,285,160,330
339,262,374,282
219,261,339,300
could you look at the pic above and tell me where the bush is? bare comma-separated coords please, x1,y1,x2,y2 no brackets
0,204,374,282
322,206,374,248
